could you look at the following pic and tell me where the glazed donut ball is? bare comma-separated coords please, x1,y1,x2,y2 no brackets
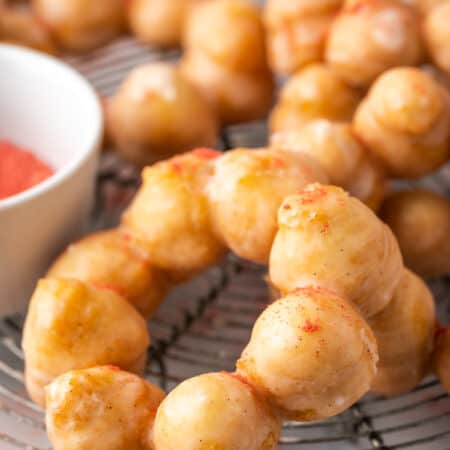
122,150,227,275
0,6,56,53
325,0,424,88
128,0,207,48
380,189,450,279
180,0,274,125
424,1,450,75
269,64,361,134
434,326,450,394
369,269,436,396
353,67,450,178
152,372,281,450
22,278,150,406
271,120,387,210
418,0,444,11
32,0,125,52
269,184,403,318
208,148,328,264
263,0,344,75
108,63,218,166
237,287,378,421
46,366,165,450
47,229,170,318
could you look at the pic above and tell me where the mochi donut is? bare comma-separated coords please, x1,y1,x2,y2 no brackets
353,67,450,178
269,184,403,317
46,366,165,450
22,278,150,406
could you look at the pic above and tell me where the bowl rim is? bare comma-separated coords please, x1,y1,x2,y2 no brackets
0,44,103,212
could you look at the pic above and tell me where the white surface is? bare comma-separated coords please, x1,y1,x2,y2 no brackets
0,44,103,317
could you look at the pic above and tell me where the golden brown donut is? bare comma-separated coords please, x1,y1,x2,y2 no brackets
424,0,450,75
208,147,328,263
122,149,227,275
152,372,281,450
325,0,425,88
269,184,403,318
369,269,436,396
263,0,344,76
46,366,165,450
353,67,450,178
108,63,218,166
0,5,56,53
47,229,170,318
434,325,450,394
270,120,387,210
32,0,125,52
380,189,450,279
237,287,378,421
180,0,274,125
269,64,361,134
22,278,150,407
128,0,207,48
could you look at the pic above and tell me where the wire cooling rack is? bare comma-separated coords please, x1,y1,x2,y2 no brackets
1,38,450,450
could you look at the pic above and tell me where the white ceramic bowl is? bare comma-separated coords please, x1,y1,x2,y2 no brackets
0,44,102,317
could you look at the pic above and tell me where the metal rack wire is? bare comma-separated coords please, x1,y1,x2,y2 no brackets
0,38,449,450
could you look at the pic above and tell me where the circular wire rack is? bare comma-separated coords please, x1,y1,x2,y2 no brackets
1,39,450,450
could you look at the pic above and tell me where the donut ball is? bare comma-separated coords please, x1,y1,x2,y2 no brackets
353,67,450,178
152,372,281,450
263,0,344,76
47,229,170,318
418,0,444,12
0,5,56,53
269,184,403,318
369,269,436,396
180,0,274,125
269,64,361,134
270,120,387,210
208,148,328,263
237,287,378,421
46,366,165,450
325,0,424,88
32,0,125,52
128,0,207,48
108,63,218,166
434,325,450,394
122,149,227,275
380,189,450,278
424,0,450,75
22,278,150,406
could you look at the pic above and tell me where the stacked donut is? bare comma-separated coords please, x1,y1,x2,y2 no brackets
21,145,443,449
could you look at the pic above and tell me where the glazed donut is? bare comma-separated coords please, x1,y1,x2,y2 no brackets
128,0,207,48
380,189,450,279
423,0,450,75
369,269,436,396
180,0,274,125
208,147,328,263
22,278,150,407
153,372,281,450
122,149,227,276
108,63,218,166
263,0,344,76
325,0,424,88
47,229,171,318
269,184,403,318
270,120,387,210
237,287,378,421
269,64,361,134
46,366,165,450
32,0,125,52
353,67,450,178
0,5,56,53
434,325,450,394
